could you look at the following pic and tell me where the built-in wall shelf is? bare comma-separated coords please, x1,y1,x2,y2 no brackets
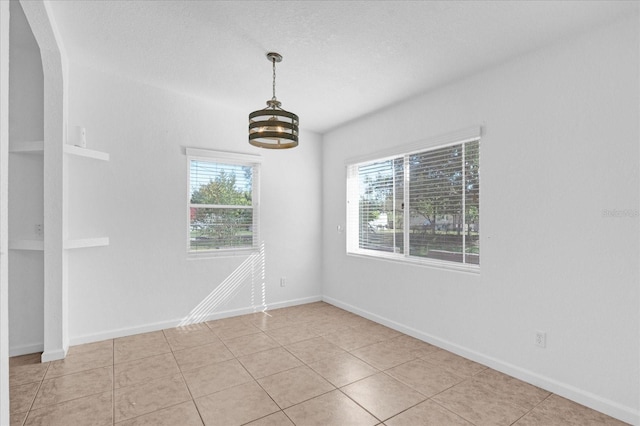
64,145,109,161
9,141,44,154
64,237,110,250
9,238,110,250
9,239,44,251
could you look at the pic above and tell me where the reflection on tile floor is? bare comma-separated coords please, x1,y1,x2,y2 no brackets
9,302,628,425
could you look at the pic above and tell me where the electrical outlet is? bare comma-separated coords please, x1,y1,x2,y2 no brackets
535,331,546,348
280,277,286,287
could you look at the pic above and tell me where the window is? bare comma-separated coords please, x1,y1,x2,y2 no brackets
346,130,480,271
187,149,260,254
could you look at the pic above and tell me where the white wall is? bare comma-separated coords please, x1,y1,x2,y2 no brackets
65,64,323,343
0,1,12,424
322,14,639,424
7,0,44,356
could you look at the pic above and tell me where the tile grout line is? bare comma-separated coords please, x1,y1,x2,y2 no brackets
428,397,478,425
333,351,429,425
201,320,298,424
507,391,555,425
164,327,208,426
335,386,385,424
226,316,283,416
164,328,206,425
20,356,52,426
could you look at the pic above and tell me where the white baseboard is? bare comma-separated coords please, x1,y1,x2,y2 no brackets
322,296,639,426
41,347,67,362
68,295,323,347
9,342,43,357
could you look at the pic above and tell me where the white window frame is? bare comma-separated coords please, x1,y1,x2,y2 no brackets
346,127,481,274
186,148,261,258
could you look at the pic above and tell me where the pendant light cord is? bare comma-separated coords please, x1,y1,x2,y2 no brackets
272,57,277,101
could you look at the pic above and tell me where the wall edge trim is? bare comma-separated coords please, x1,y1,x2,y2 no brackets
41,347,66,362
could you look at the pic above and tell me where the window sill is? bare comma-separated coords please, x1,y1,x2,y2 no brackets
188,247,259,260
347,251,480,275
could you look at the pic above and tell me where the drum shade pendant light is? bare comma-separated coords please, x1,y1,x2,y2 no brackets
249,52,299,149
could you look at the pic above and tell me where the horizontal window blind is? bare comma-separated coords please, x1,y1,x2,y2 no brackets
347,136,480,270
189,158,259,252
354,158,404,254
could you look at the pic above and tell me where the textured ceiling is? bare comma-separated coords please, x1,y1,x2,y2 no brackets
47,0,636,134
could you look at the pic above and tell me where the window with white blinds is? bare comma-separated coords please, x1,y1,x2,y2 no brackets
346,136,480,271
187,149,260,254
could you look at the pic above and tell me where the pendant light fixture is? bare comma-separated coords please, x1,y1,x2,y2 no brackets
249,52,299,149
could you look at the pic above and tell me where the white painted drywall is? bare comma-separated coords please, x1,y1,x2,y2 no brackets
322,15,639,424
0,1,11,424
65,64,322,343
8,0,44,356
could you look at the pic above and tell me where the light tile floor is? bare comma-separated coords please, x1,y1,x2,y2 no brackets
9,302,628,425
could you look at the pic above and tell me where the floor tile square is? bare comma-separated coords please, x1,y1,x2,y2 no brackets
352,323,402,342
46,343,112,379
114,374,191,422
432,379,528,426
258,365,335,409
284,310,319,324
32,366,112,409
341,372,426,421
114,331,171,364
284,389,378,426
66,339,113,356
351,340,416,370
10,411,27,426
9,363,48,387
385,399,473,425
208,320,262,340
386,358,464,397
307,317,353,335
195,381,280,425
206,315,251,331
387,334,440,358
9,353,42,368
322,327,382,351
115,400,203,426
472,368,551,410
163,323,219,351
265,324,318,346
285,337,346,364
223,332,281,357
114,352,180,388
238,347,303,379
307,352,379,387
513,394,628,426
24,391,112,426
182,358,253,397
217,323,263,340
246,308,289,327
421,349,487,377
249,313,292,331
336,313,378,328
10,382,39,414
173,340,234,373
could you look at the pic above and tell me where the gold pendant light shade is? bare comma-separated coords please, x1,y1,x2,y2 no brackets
248,52,299,149
249,102,299,149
